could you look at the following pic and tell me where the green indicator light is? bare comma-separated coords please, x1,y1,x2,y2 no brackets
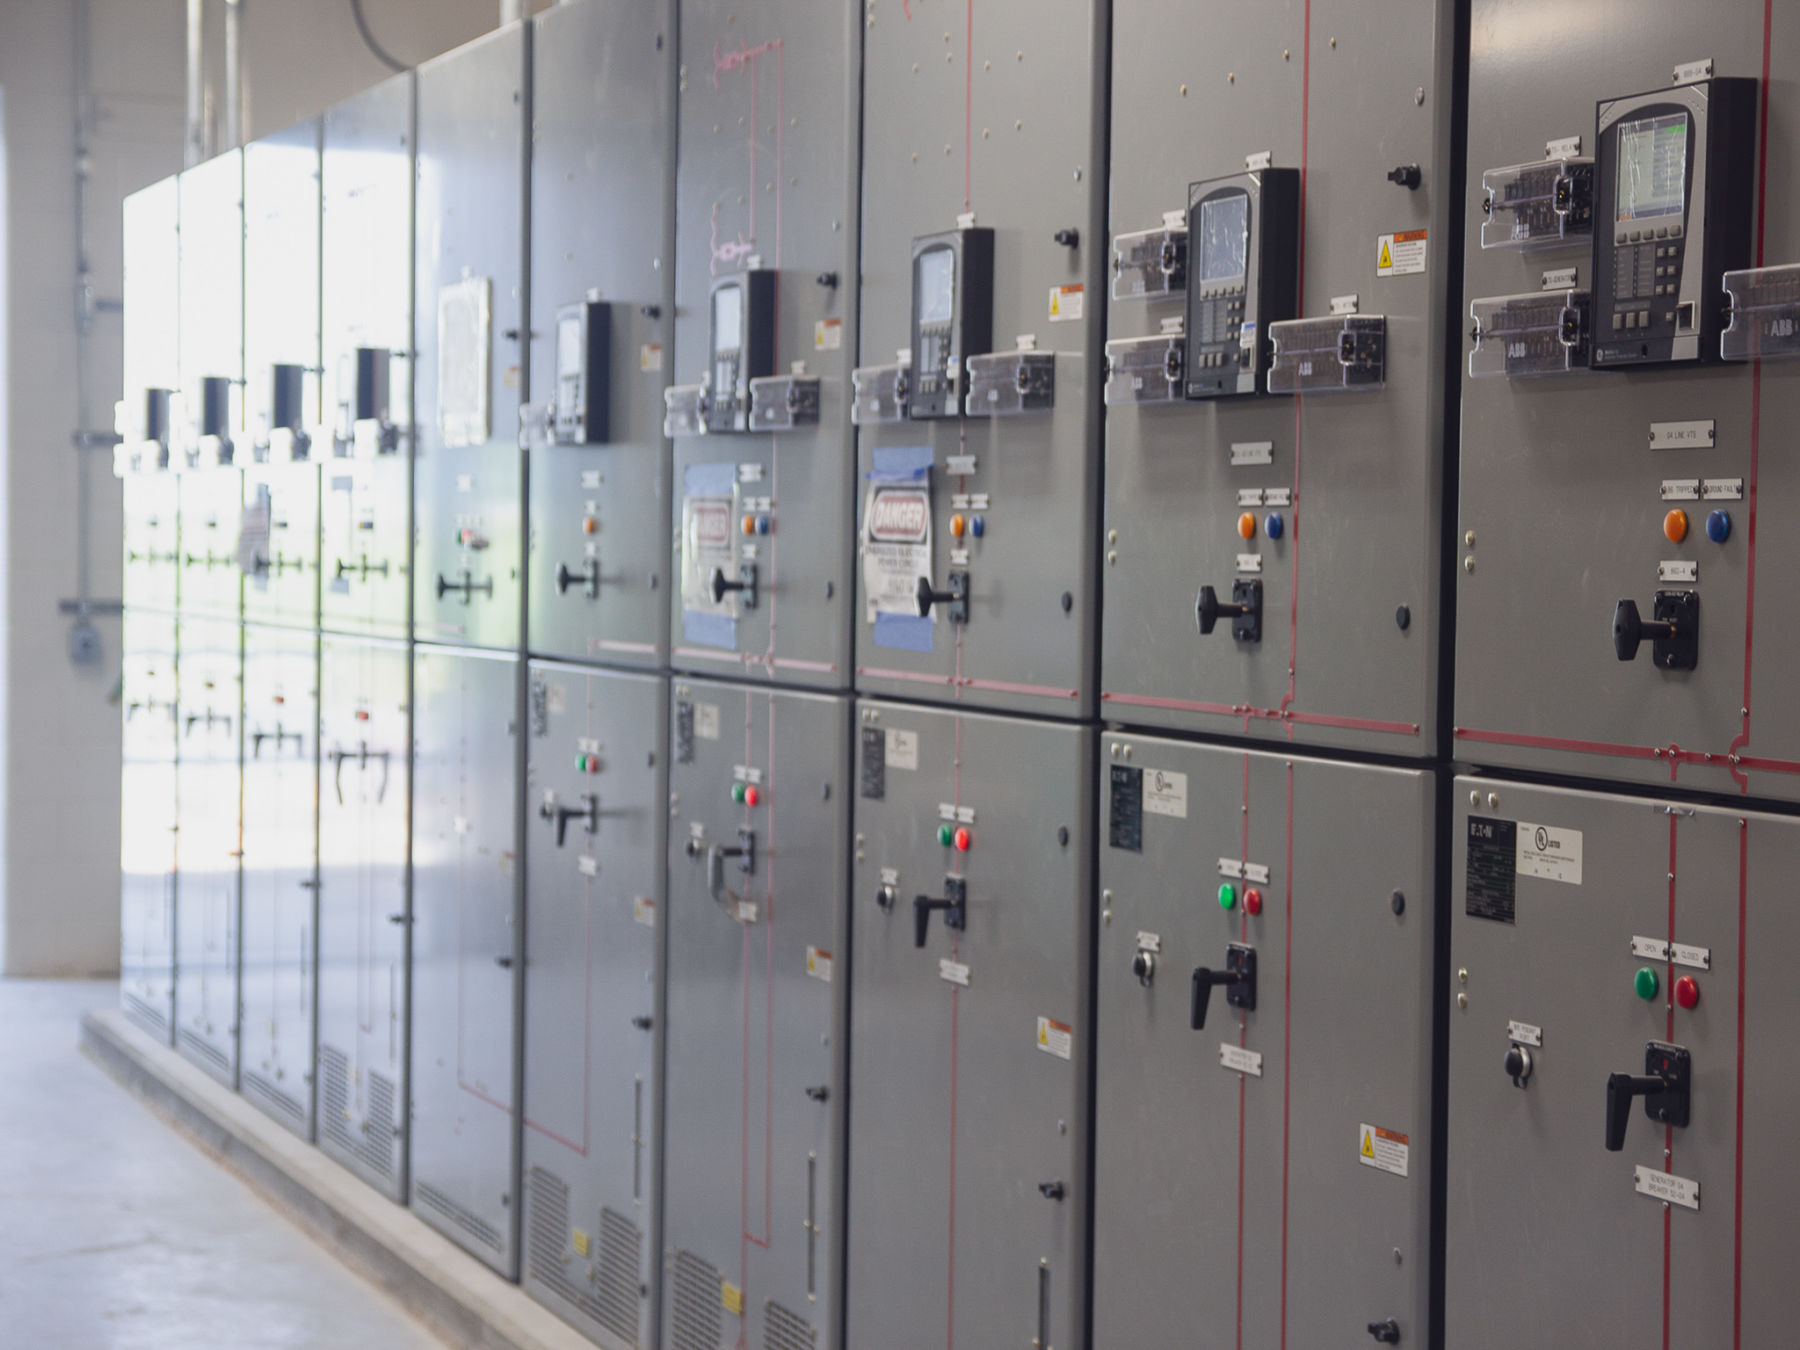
731,782,747,804
1218,883,1237,911
1635,967,1660,1001
575,754,587,772
938,823,955,847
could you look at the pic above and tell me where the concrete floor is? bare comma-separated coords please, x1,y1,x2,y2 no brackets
0,979,449,1350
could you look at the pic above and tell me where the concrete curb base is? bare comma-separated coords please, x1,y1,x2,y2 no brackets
81,1007,595,1350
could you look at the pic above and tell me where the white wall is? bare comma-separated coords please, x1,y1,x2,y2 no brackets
0,0,510,976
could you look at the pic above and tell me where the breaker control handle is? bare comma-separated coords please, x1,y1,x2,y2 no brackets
1612,599,1675,661
912,877,967,947
710,563,758,609
1196,582,1262,642
915,572,970,625
1190,944,1258,1030
540,793,599,847
556,559,601,599
1613,593,1698,669
1604,1041,1692,1151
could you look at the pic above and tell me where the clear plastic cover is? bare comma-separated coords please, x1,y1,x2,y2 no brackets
662,383,709,438
1721,264,1800,361
1104,333,1185,405
964,350,1056,416
1481,157,1594,250
1266,315,1386,394
1111,225,1188,300
749,374,821,430
850,359,911,425
1469,290,1591,378
518,401,553,450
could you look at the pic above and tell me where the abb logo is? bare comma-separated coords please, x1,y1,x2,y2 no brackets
869,489,929,543
689,499,731,548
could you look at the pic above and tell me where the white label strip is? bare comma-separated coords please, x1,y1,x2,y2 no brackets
1238,488,1265,507
1702,478,1744,500
1648,419,1715,451
1264,487,1291,507
1135,931,1163,953
577,855,598,877
956,806,976,824
1231,441,1274,467
1330,293,1360,315
1218,857,1245,879
1658,560,1698,584
1515,821,1583,884
879,867,899,886
1507,1020,1543,1047
1220,1043,1263,1077
1237,553,1264,575
1671,942,1711,970
1243,863,1271,885
1635,1165,1700,1210
1546,134,1583,158
1660,479,1700,501
939,958,970,988
1542,265,1578,290
1632,935,1669,960
944,454,978,475
738,462,764,482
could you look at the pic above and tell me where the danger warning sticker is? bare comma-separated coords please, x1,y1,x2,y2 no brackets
1377,229,1428,277
806,946,833,983
1048,284,1085,322
1359,1123,1410,1177
1036,1015,1073,1061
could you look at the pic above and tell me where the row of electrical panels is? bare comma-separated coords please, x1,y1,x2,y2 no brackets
114,0,1800,1347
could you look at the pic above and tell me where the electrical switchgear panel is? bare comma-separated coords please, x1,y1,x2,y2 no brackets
848,702,1092,1350
413,28,526,650
316,635,410,1200
173,615,243,1088
320,72,413,641
1184,168,1300,398
1448,778,1800,1346
521,661,666,1349
410,644,520,1275
909,229,994,419
238,623,319,1136
1591,77,1756,368
1100,6,1452,755
854,1,1106,716
527,0,674,670
663,681,850,1350
668,0,860,689
120,610,179,1044
1094,738,1434,1350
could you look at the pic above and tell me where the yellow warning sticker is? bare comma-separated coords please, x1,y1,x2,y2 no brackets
633,896,656,928
806,945,834,983
1048,284,1085,322
720,1280,745,1315
1376,229,1428,277
815,317,843,350
572,1228,590,1258
1359,1122,1410,1177
640,343,663,372
1036,1015,1073,1061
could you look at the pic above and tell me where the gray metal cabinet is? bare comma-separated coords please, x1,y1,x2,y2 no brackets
847,701,1092,1350
1093,736,1435,1348
238,622,319,1136
519,661,666,1348
173,614,243,1086
413,28,528,652
1448,777,1800,1345
121,610,179,1044
525,0,675,670
320,73,414,642
853,3,1108,717
409,643,520,1274
316,633,411,1199
661,681,849,1350
667,0,861,690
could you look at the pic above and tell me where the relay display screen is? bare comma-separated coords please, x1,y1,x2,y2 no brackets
1199,194,1249,281
712,283,742,355
1616,113,1688,223
917,248,956,326
557,314,582,377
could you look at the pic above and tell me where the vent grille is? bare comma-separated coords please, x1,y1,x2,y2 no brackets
415,1180,504,1254
763,1300,817,1350
242,1069,305,1126
670,1249,723,1350
178,1026,231,1076
122,992,168,1040
319,1045,396,1181
524,1170,643,1346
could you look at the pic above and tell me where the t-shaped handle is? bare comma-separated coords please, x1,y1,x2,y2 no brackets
557,559,601,598
1604,1073,1665,1151
1190,944,1258,1029
915,571,969,624
1605,1041,1692,1151
1612,599,1676,662
710,562,758,609
1196,585,1250,635
912,877,967,947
